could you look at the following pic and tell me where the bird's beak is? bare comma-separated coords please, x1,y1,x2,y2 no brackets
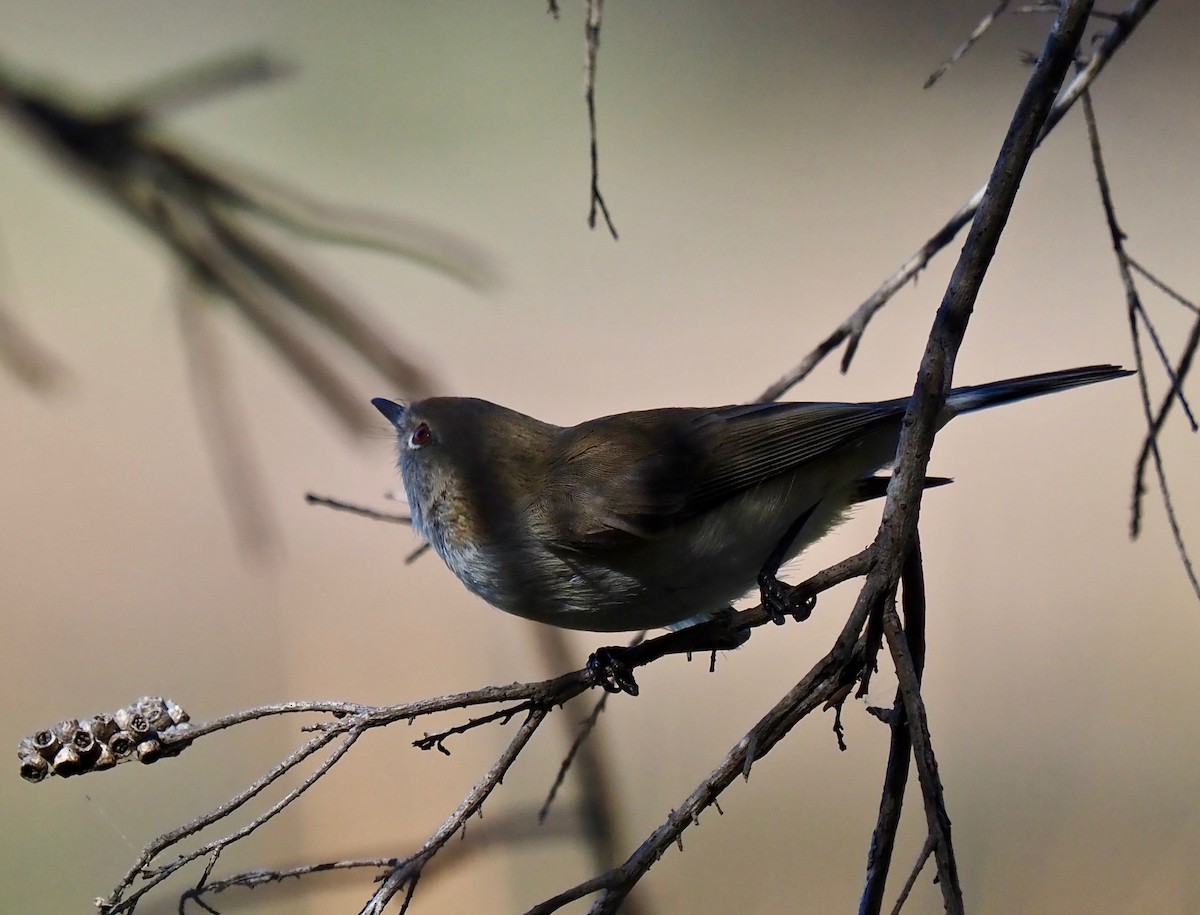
371,397,406,426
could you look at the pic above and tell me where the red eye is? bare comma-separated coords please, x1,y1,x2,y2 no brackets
410,423,432,447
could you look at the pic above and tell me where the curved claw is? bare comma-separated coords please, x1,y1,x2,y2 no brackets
587,646,640,696
758,573,817,624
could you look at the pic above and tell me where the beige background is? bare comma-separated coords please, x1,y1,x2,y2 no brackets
2,2,1198,913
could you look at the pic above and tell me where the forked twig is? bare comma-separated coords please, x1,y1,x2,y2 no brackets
859,535,927,915
584,0,618,238
1081,88,1199,600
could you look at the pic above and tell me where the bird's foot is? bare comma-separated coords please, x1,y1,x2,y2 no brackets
587,646,640,696
757,572,816,625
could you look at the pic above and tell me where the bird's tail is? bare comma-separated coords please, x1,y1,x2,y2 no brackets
945,364,1133,416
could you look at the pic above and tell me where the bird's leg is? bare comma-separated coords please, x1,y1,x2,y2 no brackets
587,610,752,695
758,503,819,625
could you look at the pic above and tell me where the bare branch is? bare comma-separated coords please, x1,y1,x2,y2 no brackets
881,560,961,911
361,709,551,914
584,0,618,238
304,492,413,526
183,808,580,911
888,835,937,915
1080,88,1200,600
859,535,927,915
925,1,1013,89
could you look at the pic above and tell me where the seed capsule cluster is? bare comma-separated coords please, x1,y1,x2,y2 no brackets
17,697,192,782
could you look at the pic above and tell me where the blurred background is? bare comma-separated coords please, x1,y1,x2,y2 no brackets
2,2,1198,912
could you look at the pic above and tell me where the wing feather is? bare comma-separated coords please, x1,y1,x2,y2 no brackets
537,400,908,552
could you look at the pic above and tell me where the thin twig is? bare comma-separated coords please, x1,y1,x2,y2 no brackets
304,492,431,562
584,0,618,238
360,709,551,914
102,728,358,913
925,0,1013,89
878,602,960,907
881,601,960,913
1080,88,1200,600
110,50,290,121
182,809,580,911
888,835,937,915
304,492,412,525
858,535,926,915
1130,257,1200,316
99,680,593,912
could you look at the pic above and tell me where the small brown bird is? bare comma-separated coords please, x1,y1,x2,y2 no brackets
374,364,1131,633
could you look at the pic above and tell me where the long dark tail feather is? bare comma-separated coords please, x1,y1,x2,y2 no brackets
851,475,953,504
946,364,1133,416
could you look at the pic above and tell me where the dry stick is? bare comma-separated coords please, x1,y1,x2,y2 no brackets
183,809,580,911
1126,257,1200,440
183,857,399,908
303,493,431,563
881,599,958,912
889,835,938,915
1080,90,1200,600
1132,311,1200,526
304,492,412,525
360,708,551,915
925,0,1013,89
1104,267,1197,434
1129,257,1200,317
102,727,358,913
584,0,618,238
100,683,588,912
1126,258,1200,524
758,0,1158,403
844,1,1095,909
858,535,927,915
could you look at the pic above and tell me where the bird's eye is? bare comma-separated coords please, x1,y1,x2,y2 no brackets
410,423,432,447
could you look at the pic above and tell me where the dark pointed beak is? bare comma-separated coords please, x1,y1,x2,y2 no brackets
371,397,406,426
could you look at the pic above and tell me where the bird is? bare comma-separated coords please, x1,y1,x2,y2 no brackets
373,364,1131,636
